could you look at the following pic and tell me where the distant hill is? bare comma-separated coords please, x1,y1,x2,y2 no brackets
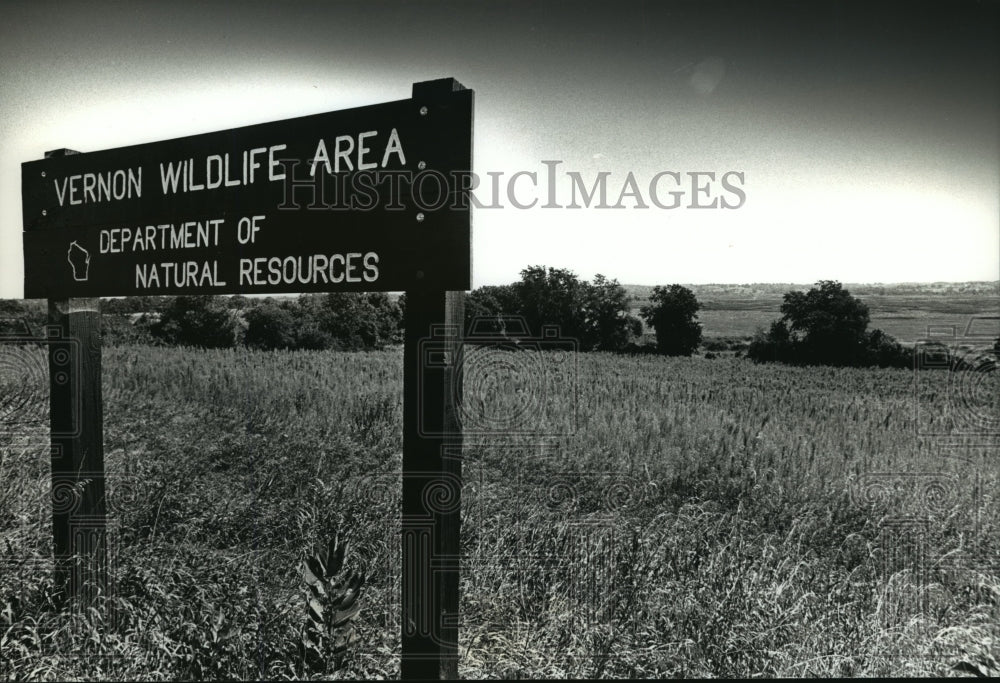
623,281,1000,302
620,281,1000,342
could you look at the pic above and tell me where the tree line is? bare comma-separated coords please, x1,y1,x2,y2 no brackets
106,293,404,351
0,266,692,354
462,266,707,354
96,266,691,354
6,274,983,370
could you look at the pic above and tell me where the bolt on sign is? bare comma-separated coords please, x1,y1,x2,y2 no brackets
22,84,473,297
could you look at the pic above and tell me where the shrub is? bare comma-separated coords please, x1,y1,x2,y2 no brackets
150,296,241,348
748,282,913,369
101,314,156,346
703,336,748,353
244,305,298,350
316,293,403,349
748,321,913,369
862,329,913,369
0,299,47,335
639,284,703,356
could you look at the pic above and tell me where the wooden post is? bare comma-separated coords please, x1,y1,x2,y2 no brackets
402,77,471,680
402,289,464,680
45,148,107,604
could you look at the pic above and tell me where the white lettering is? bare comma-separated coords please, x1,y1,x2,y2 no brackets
83,173,97,203
248,147,266,184
311,139,331,177
112,170,128,200
224,153,241,187
357,131,377,171
54,177,68,206
382,128,406,167
206,155,223,189
363,251,379,282
160,161,184,194
269,144,287,181
334,135,354,173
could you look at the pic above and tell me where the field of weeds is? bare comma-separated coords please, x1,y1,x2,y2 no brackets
1,343,998,678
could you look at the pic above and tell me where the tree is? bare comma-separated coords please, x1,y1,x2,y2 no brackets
747,320,794,364
584,274,642,351
278,296,332,350
150,295,239,348
0,300,24,316
863,328,913,369
514,265,591,344
227,294,252,310
243,304,297,350
314,292,403,349
462,267,639,352
780,280,870,365
640,284,702,356
464,284,521,335
747,281,911,368
0,299,46,335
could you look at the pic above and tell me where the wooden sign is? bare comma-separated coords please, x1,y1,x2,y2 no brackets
25,78,472,681
22,84,473,297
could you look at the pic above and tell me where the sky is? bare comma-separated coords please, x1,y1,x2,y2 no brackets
1,0,998,297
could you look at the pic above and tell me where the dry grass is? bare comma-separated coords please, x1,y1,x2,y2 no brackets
1,343,997,678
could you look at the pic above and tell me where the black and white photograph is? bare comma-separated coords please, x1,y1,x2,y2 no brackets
1,0,998,678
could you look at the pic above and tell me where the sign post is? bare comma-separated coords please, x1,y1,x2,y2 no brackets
400,79,471,678
23,78,473,678
47,296,107,605
402,288,464,680
42,149,108,603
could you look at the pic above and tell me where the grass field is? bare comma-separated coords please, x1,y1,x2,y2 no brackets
631,294,1000,343
1,342,999,678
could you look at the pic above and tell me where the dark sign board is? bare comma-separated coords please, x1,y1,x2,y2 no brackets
22,83,473,297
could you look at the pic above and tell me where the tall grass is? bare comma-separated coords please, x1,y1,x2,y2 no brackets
1,344,997,678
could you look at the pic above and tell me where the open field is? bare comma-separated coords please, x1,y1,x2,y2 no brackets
629,294,1000,343
1,343,999,678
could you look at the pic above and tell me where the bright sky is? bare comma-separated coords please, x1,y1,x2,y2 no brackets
1,0,997,298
